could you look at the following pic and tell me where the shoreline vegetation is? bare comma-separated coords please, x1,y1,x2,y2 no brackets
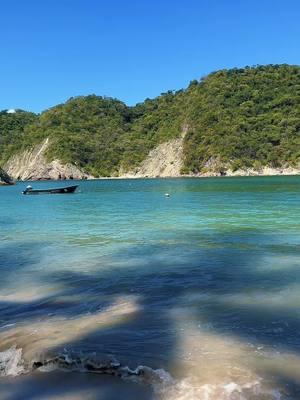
0,64,299,181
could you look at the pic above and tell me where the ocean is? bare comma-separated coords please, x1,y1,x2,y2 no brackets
1,176,300,399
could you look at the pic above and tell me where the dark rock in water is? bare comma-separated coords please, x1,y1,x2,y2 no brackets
0,167,14,185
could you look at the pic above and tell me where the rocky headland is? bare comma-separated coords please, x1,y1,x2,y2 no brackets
0,167,14,185
4,138,91,181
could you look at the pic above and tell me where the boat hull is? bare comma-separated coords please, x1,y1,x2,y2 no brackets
22,185,78,195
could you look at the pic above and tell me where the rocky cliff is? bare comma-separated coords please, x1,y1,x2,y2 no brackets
0,167,14,185
5,135,300,181
5,138,91,181
122,135,185,178
5,135,187,181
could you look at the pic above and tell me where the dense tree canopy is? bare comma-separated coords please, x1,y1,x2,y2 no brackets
183,64,300,173
0,110,37,165
23,96,132,176
0,64,299,176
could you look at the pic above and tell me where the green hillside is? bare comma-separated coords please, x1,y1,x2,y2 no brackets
183,64,300,173
0,109,37,165
22,96,132,177
0,64,299,176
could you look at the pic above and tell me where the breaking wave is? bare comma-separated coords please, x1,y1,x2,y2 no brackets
0,346,24,377
0,347,283,399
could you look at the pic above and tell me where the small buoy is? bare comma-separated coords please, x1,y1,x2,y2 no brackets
165,193,170,197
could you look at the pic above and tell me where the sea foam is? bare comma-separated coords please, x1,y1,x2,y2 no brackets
0,346,24,377
0,347,284,399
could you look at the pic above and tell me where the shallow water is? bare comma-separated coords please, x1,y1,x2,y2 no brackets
1,177,300,399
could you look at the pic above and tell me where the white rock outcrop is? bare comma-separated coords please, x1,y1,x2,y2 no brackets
5,138,91,181
4,134,300,181
122,136,185,178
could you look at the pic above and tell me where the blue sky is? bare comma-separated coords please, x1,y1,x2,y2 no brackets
0,0,299,112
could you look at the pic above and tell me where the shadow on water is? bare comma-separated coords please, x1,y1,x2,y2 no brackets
0,372,154,400
1,227,300,398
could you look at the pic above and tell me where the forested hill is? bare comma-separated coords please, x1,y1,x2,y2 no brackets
0,64,299,177
0,109,37,164
182,64,300,174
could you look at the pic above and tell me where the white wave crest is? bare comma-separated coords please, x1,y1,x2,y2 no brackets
0,346,25,376
0,348,284,399
154,378,283,400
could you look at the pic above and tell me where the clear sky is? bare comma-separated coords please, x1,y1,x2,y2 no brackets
0,0,299,113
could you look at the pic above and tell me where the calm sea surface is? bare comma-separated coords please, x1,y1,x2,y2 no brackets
1,177,300,399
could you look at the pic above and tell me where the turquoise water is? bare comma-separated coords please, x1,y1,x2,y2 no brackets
1,177,300,399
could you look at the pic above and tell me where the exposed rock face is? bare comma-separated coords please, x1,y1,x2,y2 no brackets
5,138,92,181
0,167,14,185
224,166,300,177
122,135,185,178
195,157,300,177
122,139,300,178
4,135,300,181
